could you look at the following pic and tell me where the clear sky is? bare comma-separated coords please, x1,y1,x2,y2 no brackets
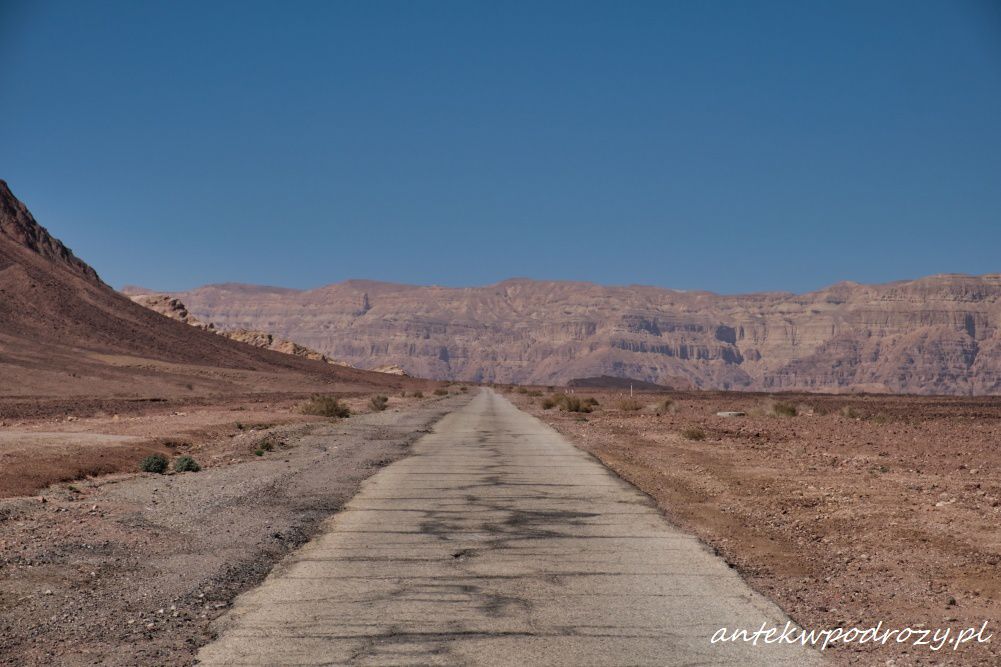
2,1,999,294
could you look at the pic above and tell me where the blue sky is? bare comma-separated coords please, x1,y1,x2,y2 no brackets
2,0,999,293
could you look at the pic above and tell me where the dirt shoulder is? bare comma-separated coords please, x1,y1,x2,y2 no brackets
0,392,469,666
511,389,1001,666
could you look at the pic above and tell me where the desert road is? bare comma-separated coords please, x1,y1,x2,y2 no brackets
198,389,823,666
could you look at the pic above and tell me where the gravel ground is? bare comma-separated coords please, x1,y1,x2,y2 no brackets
0,393,468,666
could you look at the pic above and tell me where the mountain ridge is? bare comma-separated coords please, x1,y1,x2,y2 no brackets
129,273,1001,395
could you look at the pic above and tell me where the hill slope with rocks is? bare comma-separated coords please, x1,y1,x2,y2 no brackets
143,275,1001,395
0,181,402,399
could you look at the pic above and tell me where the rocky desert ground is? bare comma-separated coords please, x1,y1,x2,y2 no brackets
511,387,1001,666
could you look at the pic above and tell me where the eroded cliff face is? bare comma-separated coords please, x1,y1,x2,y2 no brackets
135,275,1001,394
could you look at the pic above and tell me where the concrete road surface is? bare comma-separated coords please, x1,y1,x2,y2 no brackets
198,389,824,666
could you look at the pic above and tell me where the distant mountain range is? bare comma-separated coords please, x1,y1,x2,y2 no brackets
125,273,1001,395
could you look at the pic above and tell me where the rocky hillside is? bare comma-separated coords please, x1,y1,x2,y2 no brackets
129,293,345,365
0,181,404,398
136,276,1001,395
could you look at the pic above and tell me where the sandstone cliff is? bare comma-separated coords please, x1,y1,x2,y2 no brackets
132,275,1001,395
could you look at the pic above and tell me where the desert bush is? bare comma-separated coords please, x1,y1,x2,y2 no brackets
681,426,706,441
173,455,201,473
369,395,389,412
254,449,264,456
547,394,593,413
616,398,644,411
140,454,168,474
655,398,674,415
434,388,449,396
412,390,423,398
460,386,469,392
301,395,351,418
840,406,861,419
541,397,557,410
772,402,797,417
516,387,529,394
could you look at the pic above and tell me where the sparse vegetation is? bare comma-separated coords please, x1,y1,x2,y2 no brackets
369,395,389,411
516,387,529,394
655,398,674,415
301,395,351,418
541,397,557,410
434,388,449,396
616,398,644,411
173,455,201,473
460,386,469,392
526,390,543,397
681,426,706,441
140,454,168,474
412,390,423,398
254,449,264,457
772,402,797,417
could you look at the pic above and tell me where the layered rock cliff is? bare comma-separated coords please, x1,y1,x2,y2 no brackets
129,275,1001,395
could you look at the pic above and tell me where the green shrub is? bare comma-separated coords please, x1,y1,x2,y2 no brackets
773,402,797,417
617,398,644,411
140,454,168,474
173,455,201,473
369,395,389,411
301,395,350,418
681,426,706,441
254,449,264,457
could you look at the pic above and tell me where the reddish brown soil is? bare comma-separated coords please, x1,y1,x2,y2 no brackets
513,389,1001,666
0,391,430,499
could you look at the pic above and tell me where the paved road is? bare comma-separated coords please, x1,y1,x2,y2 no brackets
198,389,823,666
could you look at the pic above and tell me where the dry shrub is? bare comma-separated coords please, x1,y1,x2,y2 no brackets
301,395,351,418
681,426,706,441
617,398,644,411
772,401,797,417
